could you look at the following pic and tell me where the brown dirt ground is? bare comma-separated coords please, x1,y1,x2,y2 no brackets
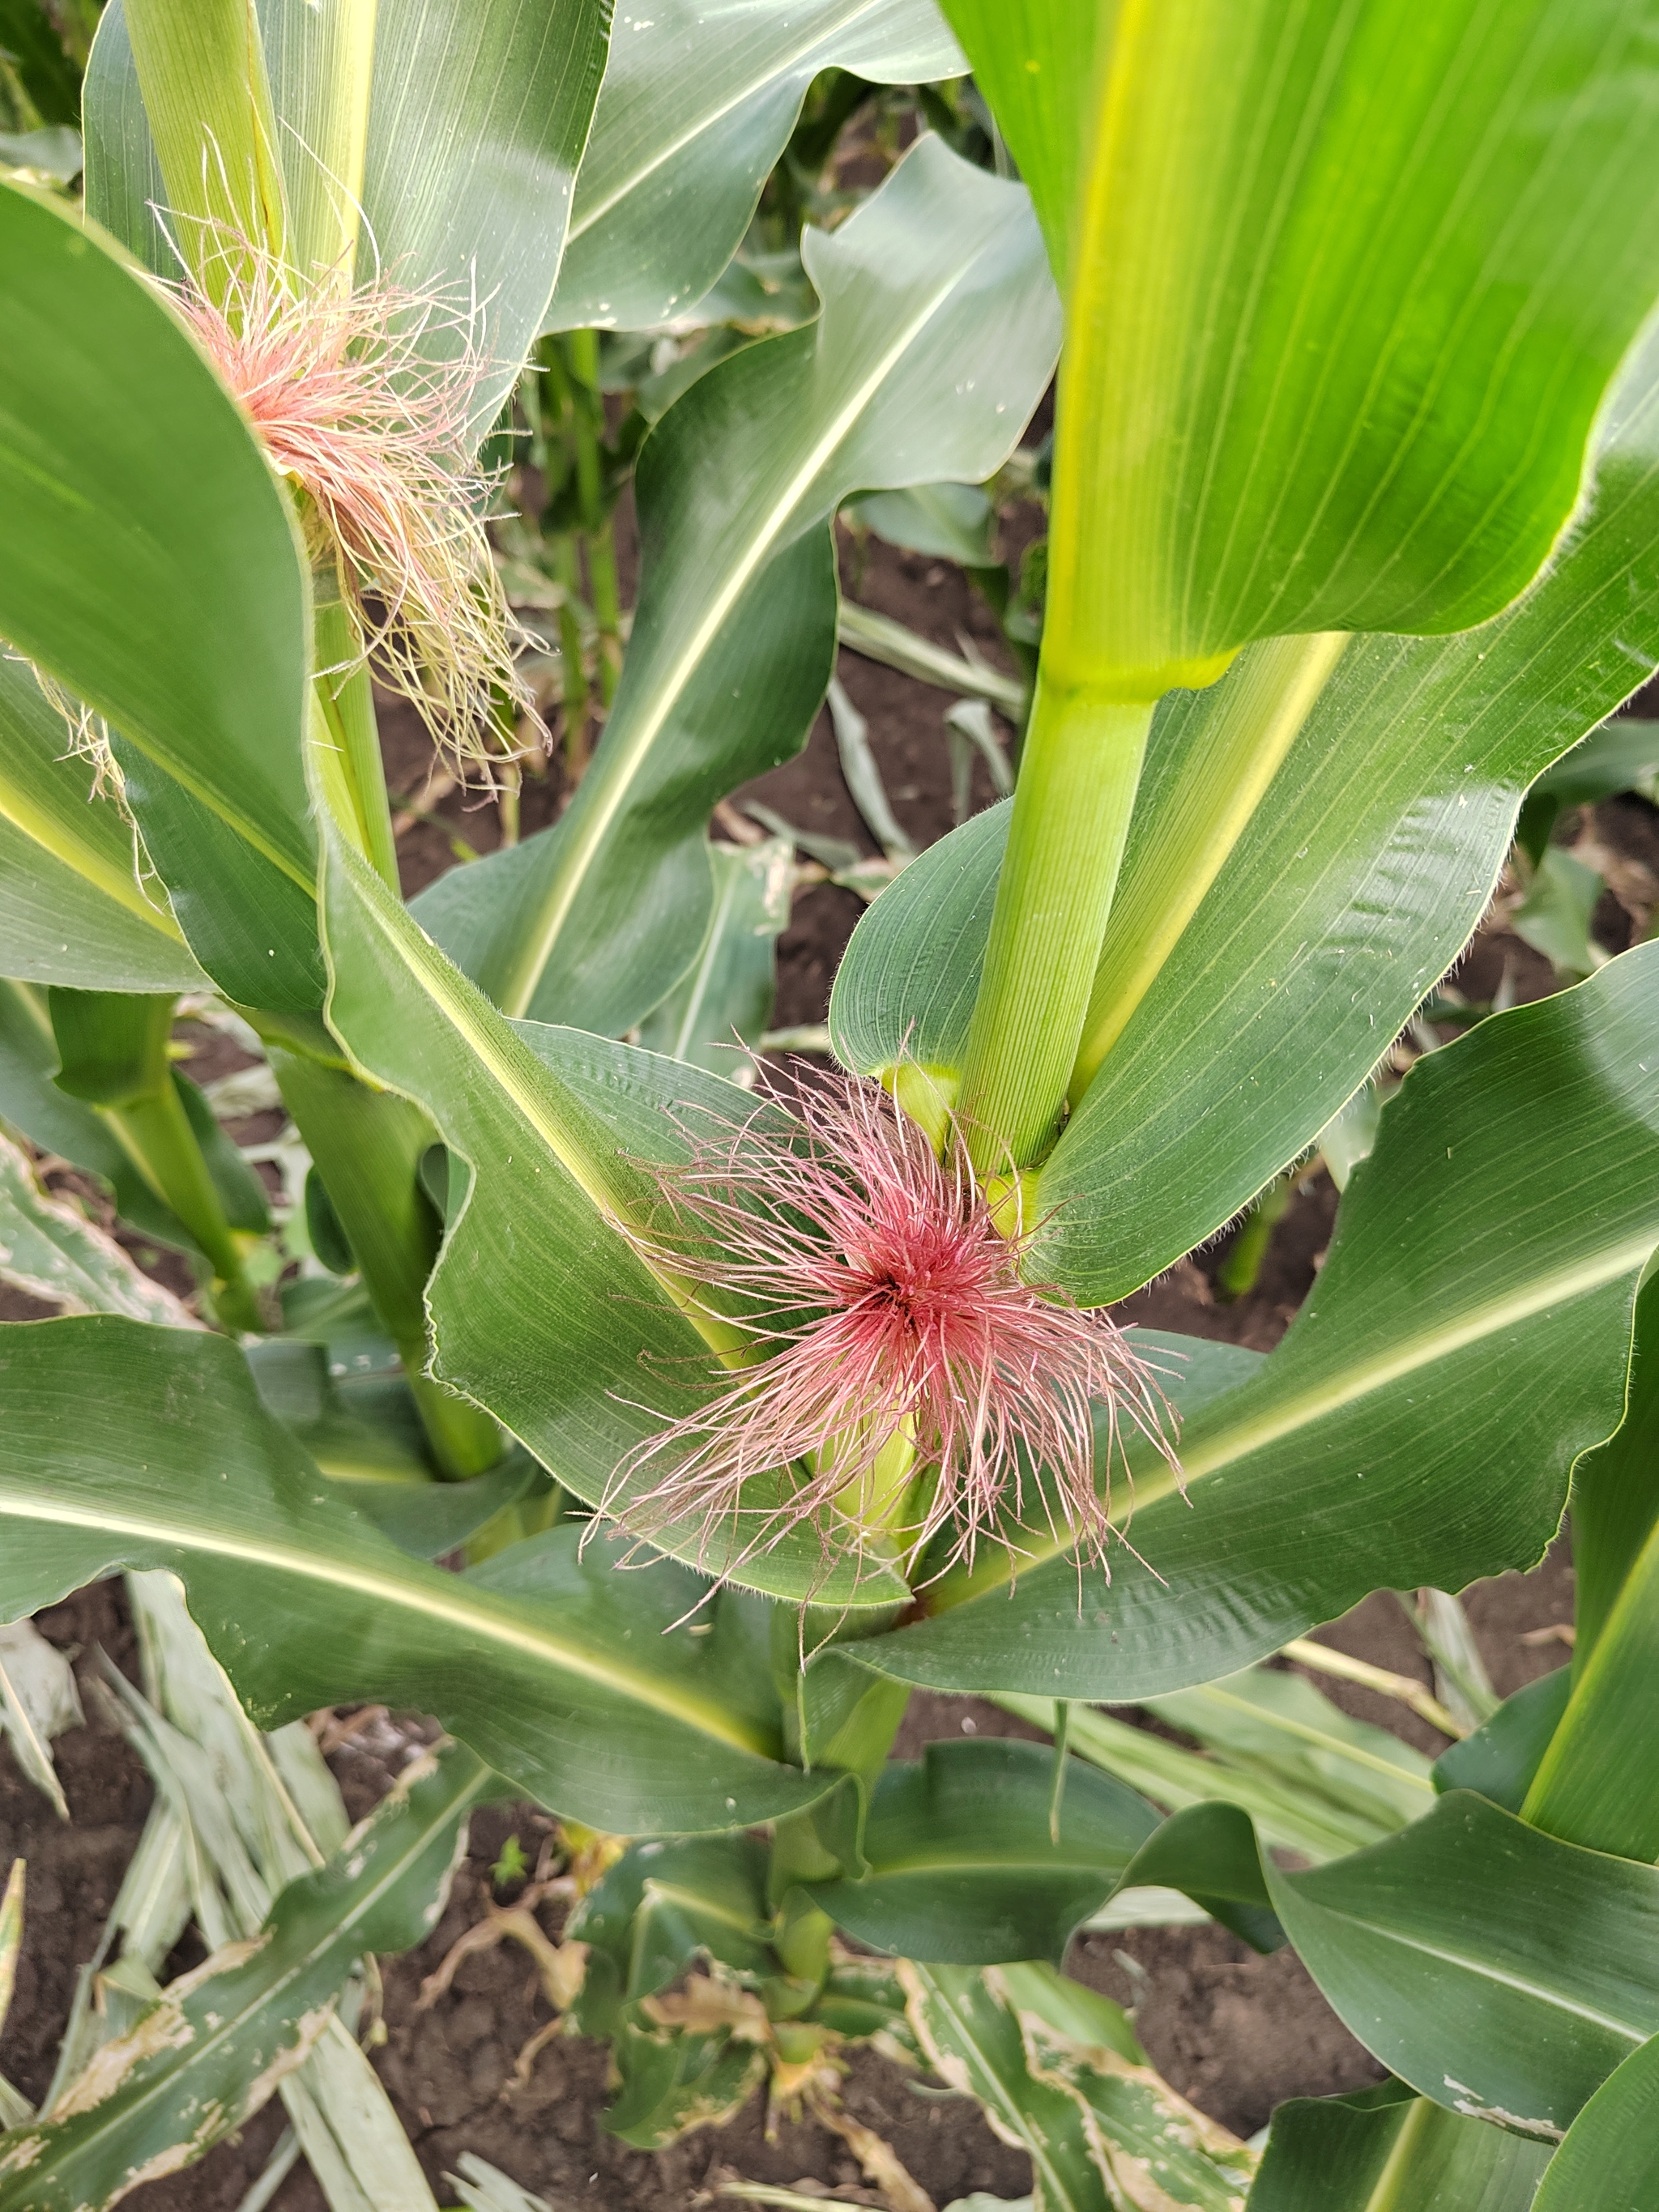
0,509,1613,2209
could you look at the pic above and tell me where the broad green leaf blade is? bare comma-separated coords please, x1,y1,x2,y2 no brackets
354,0,612,426
1563,1268,1659,1669
807,1740,1161,1966
1249,2086,1550,2212
847,948,1659,1698
1524,1442,1659,1862
0,659,204,994
111,739,328,1015
320,808,908,1608
0,1317,826,1831
0,183,313,900
1032,0,1659,695
1264,1792,1659,2140
88,0,612,429
1145,1669,1436,1838
997,1962,1256,2209
0,1131,197,1325
898,1963,1110,2212
0,1746,487,2212
1433,1669,1572,1816
415,135,1058,1034
834,327,1659,1298
1111,1801,1282,1953
1532,2031,1659,2211
548,0,966,333
638,837,793,1075
935,0,1107,289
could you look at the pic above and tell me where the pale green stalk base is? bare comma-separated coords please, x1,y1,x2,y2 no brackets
957,685,1154,1173
311,596,399,892
273,1050,501,1479
107,1079,262,1332
1069,631,1349,1100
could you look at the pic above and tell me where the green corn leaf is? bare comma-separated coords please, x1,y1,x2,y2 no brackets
321,798,909,1608
1432,1670,1572,1818
548,0,965,333
1523,1461,1659,1862
638,837,793,1076
833,323,1659,1298
0,1745,488,2212
604,2014,770,2151
1531,2031,1659,2210
951,0,1659,699
845,945,1659,1700
806,1739,1160,1967
1065,1791,1659,2148
1563,1267,1659,1672
0,1316,826,1833
414,134,1058,1035
354,0,612,428
0,184,313,934
1248,2085,1550,2212
0,658,204,995
901,1962,1253,2212
996,1962,1258,2210
934,0,1105,291
1259,1792,1659,2141
899,1963,1111,2212
568,1835,774,2039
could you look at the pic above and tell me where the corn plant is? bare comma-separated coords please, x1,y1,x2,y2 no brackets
5,0,1659,2204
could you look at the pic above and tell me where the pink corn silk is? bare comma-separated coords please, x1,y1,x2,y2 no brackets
606,1068,1179,1588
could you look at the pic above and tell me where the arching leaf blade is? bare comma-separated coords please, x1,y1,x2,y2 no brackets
0,1317,826,1834
846,948,1659,1698
415,134,1059,1035
548,0,966,334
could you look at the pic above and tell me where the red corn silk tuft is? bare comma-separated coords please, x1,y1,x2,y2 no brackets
163,235,538,768
603,1067,1179,1590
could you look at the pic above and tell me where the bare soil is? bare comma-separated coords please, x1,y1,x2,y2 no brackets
0,517,1603,2209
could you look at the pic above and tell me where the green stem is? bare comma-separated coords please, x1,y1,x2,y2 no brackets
565,329,603,530
271,1049,501,1478
587,518,622,709
1521,1489,1659,1859
106,1080,262,1330
1069,631,1349,1102
956,682,1154,1174
1215,1173,1293,1302
47,987,262,1328
311,596,399,892
553,537,590,776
